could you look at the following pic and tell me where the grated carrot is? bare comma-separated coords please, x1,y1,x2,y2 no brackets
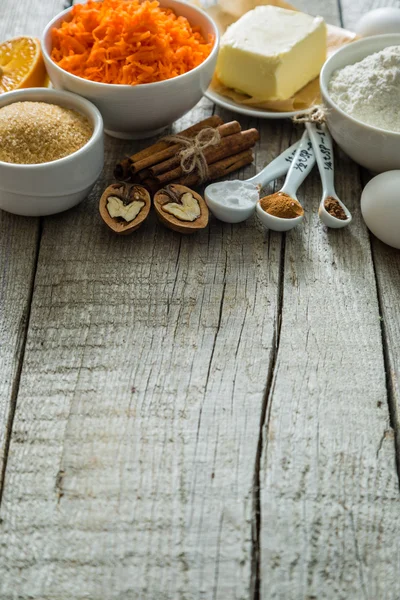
51,0,214,85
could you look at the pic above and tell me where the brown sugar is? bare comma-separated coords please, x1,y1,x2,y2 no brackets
0,101,92,164
324,196,347,220
260,192,304,219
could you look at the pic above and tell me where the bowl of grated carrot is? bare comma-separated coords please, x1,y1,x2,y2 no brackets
41,0,219,139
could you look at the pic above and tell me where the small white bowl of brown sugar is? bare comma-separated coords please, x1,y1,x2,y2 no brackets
0,87,103,216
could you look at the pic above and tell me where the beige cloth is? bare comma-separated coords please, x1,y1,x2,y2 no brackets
201,0,358,112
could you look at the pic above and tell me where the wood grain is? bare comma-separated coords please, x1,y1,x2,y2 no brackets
258,1,400,598
347,0,400,506
0,216,39,485
371,238,400,451
349,0,400,448
0,95,285,598
0,1,63,490
259,142,400,599
1,1,399,598
0,0,64,37
342,0,400,462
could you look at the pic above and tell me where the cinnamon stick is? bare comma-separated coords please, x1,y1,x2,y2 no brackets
142,150,254,192
154,129,259,186
143,178,161,196
176,150,254,188
136,169,152,182
114,115,224,179
113,159,130,181
148,121,242,177
130,117,231,175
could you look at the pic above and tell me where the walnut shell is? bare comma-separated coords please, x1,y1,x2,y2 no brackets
154,184,209,234
99,183,151,235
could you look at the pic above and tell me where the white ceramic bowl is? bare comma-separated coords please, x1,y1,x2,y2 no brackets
0,88,103,217
42,1,219,139
320,34,400,172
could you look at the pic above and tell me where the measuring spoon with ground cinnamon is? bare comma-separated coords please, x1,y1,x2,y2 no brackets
204,139,301,223
256,131,315,232
306,122,352,229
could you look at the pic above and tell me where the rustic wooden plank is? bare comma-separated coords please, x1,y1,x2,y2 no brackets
259,1,400,598
259,148,400,599
344,0,400,490
0,0,64,37
342,0,400,442
0,1,66,492
371,239,400,454
0,216,39,484
0,85,287,596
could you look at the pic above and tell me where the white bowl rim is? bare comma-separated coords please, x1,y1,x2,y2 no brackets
320,33,400,138
0,87,103,170
41,0,220,91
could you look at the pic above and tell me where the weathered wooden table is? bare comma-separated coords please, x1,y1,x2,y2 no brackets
1,0,400,598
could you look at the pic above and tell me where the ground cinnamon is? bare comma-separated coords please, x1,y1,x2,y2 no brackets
324,196,347,220
260,192,304,219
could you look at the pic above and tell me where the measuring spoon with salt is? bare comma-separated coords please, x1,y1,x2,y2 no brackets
305,122,352,229
256,130,316,232
204,139,301,223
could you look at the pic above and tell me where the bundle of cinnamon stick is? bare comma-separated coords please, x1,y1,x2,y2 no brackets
114,116,259,193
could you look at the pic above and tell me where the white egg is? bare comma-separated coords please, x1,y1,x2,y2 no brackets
356,7,400,37
361,171,400,249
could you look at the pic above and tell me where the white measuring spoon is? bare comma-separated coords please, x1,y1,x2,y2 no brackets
204,139,301,223
306,122,352,229
256,130,316,232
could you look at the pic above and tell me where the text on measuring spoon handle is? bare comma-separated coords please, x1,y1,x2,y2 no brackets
283,132,316,195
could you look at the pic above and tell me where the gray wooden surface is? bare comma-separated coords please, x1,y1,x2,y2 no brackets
0,0,399,598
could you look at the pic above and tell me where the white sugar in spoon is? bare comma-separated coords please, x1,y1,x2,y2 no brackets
256,130,316,232
204,139,301,223
306,122,352,229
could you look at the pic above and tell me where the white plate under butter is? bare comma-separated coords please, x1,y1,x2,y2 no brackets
207,5,325,120
205,88,302,119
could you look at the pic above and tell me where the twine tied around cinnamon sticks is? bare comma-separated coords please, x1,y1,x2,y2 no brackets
292,104,328,124
114,116,260,194
163,127,221,183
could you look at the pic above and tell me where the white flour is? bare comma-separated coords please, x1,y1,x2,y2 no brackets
328,45,400,132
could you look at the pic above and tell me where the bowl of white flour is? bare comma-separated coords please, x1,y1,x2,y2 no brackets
320,34,400,172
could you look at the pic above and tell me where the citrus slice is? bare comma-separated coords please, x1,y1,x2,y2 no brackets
0,36,47,93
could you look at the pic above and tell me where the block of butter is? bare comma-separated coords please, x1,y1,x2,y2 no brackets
216,6,327,101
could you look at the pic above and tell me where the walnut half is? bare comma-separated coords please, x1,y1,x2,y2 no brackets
162,191,200,222
107,196,145,222
99,183,151,235
154,184,209,234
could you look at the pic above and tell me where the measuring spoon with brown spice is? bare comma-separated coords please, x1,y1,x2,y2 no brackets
256,131,314,232
99,182,151,234
154,184,209,234
306,122,352,229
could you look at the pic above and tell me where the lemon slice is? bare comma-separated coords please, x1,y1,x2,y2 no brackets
0,36,47,93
